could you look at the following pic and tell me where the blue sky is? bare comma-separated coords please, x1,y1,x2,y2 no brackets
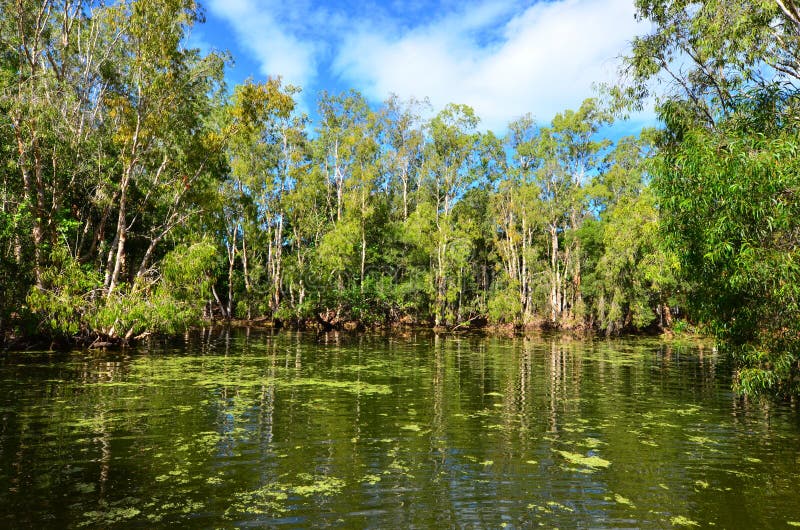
190,0,653,134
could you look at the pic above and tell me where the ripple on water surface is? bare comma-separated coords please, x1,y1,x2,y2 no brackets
0,331,798,528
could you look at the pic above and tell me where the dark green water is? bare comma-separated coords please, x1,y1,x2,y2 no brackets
1,330,799,528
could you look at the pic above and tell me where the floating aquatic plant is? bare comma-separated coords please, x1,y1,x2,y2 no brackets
554,450,611,469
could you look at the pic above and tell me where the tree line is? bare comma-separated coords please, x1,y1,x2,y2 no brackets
2,0,800,397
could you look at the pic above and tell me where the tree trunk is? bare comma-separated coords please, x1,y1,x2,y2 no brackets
14,125,45,286
226,228,237,320
550,225,559,323
334,139,343,222
107,170,130,296
242,231,252,320
108,87,141,296
360,222,366,293
212,284,227,319
570,206,583,321
273,215,283,312
520,216,528,319
436,239,447,326
402,164,409,220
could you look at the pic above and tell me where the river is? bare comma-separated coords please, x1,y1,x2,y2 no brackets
0,329,798,528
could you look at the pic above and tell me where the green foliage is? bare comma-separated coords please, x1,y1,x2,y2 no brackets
26,246,101,337
161,240,218,302
620,0,800,398
488,286,523,325
595,190,667,334
91,284,197,338
0,205,33,336
625,0,786,124
316,219,360,276
93,243,216,337
654,89,800,397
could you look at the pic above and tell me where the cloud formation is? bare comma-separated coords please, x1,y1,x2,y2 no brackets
204,0,321,89
204,0,647,131
334,0,646,130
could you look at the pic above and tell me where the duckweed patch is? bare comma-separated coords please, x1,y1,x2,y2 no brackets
614,493,634,506
581,437,604,448
282,378,392,395
226,484,290,517
667,406,701,416
671,515,700,527
226,474,345,518
79,505,141,527
546,501,574,512
554,450,611,469
688,436,716,445
293,474,346,496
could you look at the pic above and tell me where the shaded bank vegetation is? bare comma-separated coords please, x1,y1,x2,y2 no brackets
1,0,800,397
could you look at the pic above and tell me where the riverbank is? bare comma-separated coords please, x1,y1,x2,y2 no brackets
1,309,702,352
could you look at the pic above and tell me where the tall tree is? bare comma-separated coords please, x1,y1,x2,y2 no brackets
491,114,545,325
625,0,800,125
420,104,481,327
378,94,427,221
1,0,113,285
314,90,378,301
221,78,302,318
531,99,611,325
101,0,225,299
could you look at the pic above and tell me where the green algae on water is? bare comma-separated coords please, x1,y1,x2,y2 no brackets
554,450,611,469
613,493,634,507
671,515,700,527
292,474,345,496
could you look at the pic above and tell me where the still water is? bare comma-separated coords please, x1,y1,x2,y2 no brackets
1,329,799,528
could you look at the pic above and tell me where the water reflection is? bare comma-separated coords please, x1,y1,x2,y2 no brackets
0,329,798,528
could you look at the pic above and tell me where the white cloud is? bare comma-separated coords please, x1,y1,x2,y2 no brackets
203,0,652,132
333,0,648,131
204,0,320,89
